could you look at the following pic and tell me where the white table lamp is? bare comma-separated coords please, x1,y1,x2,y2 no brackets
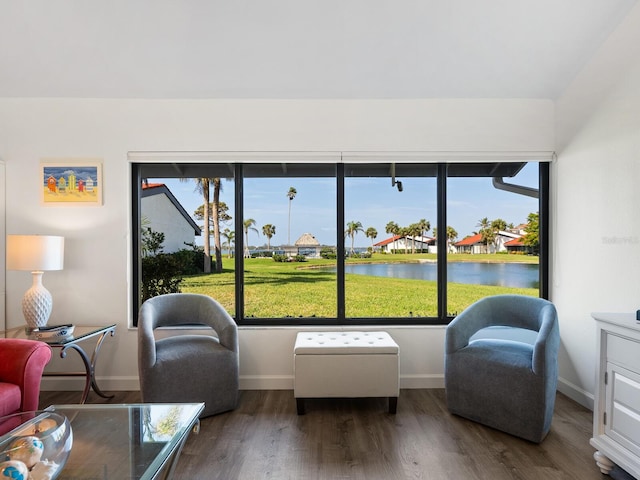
6,235,65,330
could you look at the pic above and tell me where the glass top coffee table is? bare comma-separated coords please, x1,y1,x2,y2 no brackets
47,403,203,480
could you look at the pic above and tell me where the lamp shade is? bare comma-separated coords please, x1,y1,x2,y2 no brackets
6,235,65,271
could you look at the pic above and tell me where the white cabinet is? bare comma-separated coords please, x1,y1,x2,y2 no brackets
591,312,640,478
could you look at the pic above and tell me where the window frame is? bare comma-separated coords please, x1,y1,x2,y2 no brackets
131,157,550,326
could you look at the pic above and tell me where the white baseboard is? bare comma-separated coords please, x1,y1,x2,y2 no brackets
42,375,578,408
239,374,445,391
400,374,445,389
40,376,140,392
239,375,292,390
41,374,446,393
557,376,594,410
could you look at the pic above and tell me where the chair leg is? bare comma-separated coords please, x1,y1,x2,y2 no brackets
389,397,398,414
296,398,305,415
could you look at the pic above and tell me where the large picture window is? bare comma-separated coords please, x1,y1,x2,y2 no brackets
132,156,549,326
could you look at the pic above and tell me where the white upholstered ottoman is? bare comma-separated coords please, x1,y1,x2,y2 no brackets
294,331,399,414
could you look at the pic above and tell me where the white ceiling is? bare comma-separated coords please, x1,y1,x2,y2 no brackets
0,0,637,99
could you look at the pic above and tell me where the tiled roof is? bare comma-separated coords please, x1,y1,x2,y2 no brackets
373,235,435,247
142,182,164,190
505,237,525,246
373,235,403,247
454,233,483,246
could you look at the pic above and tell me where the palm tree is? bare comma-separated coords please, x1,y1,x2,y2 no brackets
222,228,235,258
522,212,540,254
182,178,212,273
407,222,423,254
243,218,259,258
345,221,364,255
417,218,431,252
399,226,410,254
476,217,492,254
286,187,297,245
490,218,507,253
446,226,458,253
385,221,399,253
365,227,378,251
193,199,232,272
193,199,231,266
211,178,223,272
262,224,276,250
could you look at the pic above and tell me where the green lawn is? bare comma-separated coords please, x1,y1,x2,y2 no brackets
181,253,538,318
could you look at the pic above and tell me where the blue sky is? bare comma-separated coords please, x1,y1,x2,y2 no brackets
153,162,538,248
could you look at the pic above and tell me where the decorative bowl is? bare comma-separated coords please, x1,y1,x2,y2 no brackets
0,411,72,480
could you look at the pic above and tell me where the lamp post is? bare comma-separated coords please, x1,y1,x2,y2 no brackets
6,235,65,331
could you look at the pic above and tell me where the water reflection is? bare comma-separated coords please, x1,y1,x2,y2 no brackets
341,262,539,289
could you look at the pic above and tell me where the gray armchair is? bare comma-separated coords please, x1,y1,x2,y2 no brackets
444,294,560,443
138,293,239,417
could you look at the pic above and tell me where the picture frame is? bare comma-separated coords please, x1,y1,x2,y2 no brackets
41,160,103,206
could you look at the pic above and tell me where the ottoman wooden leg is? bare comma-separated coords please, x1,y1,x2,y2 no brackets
389,397,398,414
296,398,305,415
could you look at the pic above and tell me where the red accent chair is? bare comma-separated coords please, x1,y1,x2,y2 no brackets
0,338,52,418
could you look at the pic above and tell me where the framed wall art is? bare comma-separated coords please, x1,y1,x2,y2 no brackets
41,160,103,205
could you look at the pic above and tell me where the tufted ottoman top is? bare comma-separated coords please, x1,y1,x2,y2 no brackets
294,331,398,355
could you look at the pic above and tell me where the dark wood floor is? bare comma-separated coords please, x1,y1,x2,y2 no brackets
39,389,632,480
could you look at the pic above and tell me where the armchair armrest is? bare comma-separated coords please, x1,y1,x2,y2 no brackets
0,339,52,411
202,299,238,353
445,298,498,353
138,301,159,369
532,304,560,375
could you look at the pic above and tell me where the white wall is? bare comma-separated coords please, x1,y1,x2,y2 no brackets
553,3,640,407
0,98,554,392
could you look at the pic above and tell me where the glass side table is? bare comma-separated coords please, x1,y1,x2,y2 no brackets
2,324,117,404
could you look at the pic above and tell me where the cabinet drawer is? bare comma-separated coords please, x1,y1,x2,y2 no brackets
606,363,640,456
607,332,640,371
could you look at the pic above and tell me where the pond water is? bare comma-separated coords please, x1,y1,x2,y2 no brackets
339,262,539,289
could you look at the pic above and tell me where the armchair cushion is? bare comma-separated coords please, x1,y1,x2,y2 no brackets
0,384,21,418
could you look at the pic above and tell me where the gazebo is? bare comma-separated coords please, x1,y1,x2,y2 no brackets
294,233,322,258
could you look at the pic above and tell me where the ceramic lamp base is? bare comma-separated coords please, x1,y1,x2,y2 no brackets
22,271,52,330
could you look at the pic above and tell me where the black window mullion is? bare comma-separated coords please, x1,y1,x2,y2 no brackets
336,163,346,320
132,164,143,324
539,162,550,300
437,163,448,321
235,164,245,323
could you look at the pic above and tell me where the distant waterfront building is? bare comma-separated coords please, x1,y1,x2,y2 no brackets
373,235,435,253
453,230,525,254
294,232,322,258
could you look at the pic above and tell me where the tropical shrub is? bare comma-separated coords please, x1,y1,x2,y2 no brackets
141,228,184,302
320,247,336,259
